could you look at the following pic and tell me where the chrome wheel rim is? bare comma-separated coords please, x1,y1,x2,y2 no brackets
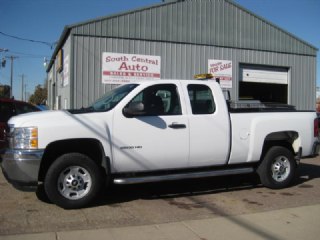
57,166,92,200
271,156,290,182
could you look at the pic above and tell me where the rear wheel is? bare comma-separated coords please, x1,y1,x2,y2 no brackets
257,146,296,189
44,153,103,209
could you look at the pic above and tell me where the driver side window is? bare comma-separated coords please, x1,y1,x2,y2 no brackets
129,84,182,116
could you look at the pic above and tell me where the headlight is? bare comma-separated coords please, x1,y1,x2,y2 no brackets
10,127,38,149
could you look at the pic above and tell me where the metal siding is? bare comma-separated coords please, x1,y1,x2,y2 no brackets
101,19,107,36
95,21,102,36
60,0,316,110
88,37,95,105
70,36,315,110
62,0,317,76
48,36,72,110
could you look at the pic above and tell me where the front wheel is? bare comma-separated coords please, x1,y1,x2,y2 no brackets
257,146,296,189
44,153,103,209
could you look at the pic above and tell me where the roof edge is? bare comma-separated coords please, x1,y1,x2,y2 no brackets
46,26,71,72
227,0,318,52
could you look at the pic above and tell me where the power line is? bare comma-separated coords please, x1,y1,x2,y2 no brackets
8,50,51,59
0,31,57,49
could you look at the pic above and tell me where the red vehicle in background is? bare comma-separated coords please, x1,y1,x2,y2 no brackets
0,98,40,151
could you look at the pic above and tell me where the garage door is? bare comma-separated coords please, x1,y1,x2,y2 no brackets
239,65,289,103
240,65,288,84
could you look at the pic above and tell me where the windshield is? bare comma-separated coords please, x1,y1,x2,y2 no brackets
90,84,138,112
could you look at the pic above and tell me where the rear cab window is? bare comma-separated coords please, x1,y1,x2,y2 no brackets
187,84,216,115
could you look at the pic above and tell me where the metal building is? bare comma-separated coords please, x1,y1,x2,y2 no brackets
47,0,317,110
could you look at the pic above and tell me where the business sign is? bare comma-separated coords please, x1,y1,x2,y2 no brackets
62,55,69,87
56,49,63,73
102,52,161,84
208,59,232,88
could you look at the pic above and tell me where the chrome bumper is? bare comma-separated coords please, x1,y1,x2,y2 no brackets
1,149,44,191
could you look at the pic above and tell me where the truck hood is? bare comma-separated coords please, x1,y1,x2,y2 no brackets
8,110,113,149
8,110,75,127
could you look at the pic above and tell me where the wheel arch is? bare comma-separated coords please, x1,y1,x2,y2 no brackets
260,131,300,162
38,138,109,182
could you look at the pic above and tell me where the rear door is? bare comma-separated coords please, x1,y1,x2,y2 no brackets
184,83,230,167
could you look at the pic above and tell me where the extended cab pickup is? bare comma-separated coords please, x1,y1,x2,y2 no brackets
1,80,319,209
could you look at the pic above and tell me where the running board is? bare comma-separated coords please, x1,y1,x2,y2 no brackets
113,167,255,185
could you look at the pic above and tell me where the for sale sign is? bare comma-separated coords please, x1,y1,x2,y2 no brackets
208,59,232,88
102,52,161,84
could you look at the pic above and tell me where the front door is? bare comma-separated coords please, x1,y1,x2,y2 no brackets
112,83,189,172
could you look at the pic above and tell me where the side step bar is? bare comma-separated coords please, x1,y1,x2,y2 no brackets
113,167,255,185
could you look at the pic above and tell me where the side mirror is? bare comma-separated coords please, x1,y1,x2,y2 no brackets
123,102,145,117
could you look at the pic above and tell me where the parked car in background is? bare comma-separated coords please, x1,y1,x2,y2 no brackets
317,112,320,136
0,98,40,151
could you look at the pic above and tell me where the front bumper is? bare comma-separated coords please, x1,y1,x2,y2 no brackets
1,149,44,191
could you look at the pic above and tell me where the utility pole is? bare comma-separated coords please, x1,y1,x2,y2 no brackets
20,74,26,101
6,56,18,98
24,83,27,101
0,48,8,84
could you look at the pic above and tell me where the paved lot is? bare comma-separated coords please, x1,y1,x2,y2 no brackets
1,157,320,236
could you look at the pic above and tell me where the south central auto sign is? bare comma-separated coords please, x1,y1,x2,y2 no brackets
102,52,161,84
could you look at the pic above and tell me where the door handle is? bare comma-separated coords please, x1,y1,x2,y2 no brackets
168,122,186,129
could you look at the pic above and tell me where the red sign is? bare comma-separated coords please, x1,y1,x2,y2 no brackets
208,59,233,88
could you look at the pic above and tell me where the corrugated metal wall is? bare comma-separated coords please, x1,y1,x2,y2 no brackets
48,36,72,110
71,0,316,56
48,0,317,110
72,36,316,110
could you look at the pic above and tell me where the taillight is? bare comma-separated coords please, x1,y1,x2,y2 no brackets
314,118,319,137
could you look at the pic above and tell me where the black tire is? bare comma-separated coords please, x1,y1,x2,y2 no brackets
257,146,296,189
44,153,103,209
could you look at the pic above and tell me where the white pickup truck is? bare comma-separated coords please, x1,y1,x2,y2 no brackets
1,79,319,209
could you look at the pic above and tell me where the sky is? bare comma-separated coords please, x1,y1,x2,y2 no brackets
0,0,319,101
